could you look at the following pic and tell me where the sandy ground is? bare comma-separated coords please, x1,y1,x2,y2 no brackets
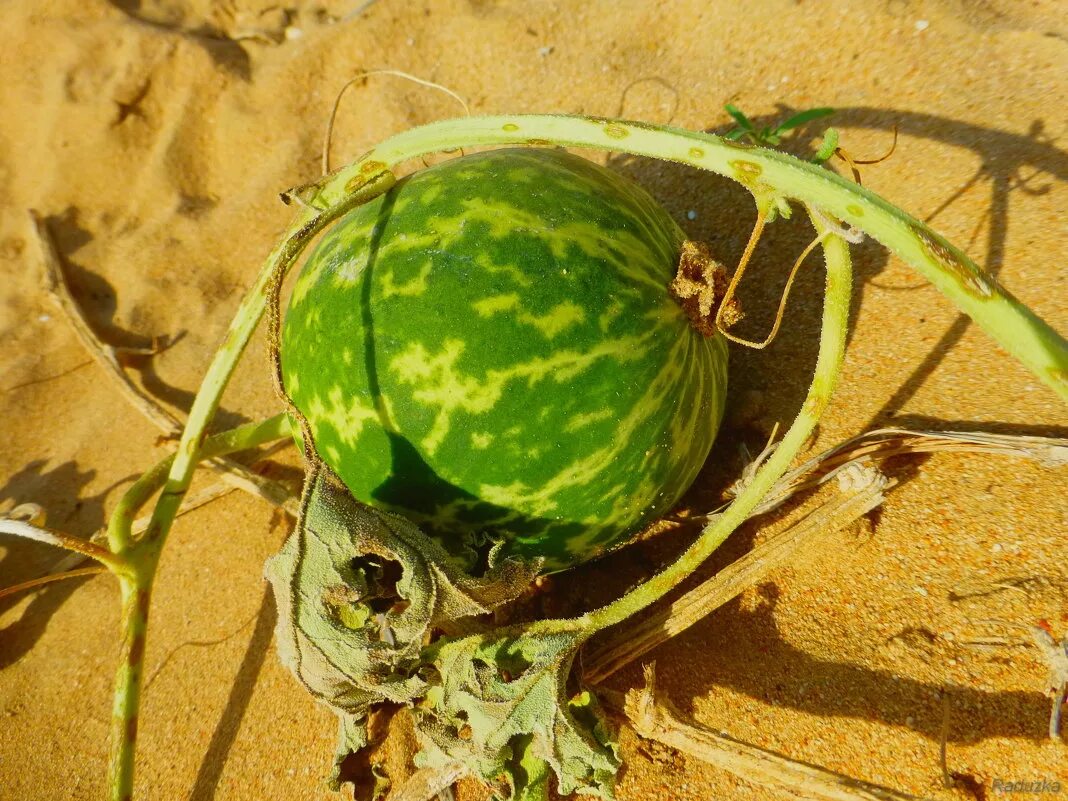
1,0,1066,799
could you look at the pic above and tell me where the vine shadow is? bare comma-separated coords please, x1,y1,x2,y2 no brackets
785,106,1063,427
577,442,1053,748
188,590,276,801
660,582,1051,744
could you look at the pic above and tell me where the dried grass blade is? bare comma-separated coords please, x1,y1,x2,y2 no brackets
0,566,106,602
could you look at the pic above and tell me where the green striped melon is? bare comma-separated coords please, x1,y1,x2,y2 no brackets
281,147,728,572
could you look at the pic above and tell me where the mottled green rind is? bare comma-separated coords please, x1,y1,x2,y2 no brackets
281,148,727,571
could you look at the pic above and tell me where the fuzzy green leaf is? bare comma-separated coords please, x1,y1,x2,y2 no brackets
265,466,541,787
414,627,619,799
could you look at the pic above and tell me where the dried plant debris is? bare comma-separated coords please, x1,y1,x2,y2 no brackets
624,665,927,801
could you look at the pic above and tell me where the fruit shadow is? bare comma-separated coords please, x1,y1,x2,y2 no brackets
565,441,1054,747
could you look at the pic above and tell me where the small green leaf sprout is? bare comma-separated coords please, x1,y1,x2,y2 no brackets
724,103,835,146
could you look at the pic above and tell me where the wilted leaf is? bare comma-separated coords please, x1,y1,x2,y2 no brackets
265,466,541,786
414,626,620,799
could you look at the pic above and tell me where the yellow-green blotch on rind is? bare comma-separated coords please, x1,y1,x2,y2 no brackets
281,148,727,571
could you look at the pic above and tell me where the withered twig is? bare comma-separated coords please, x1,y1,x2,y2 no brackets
600,427,1066,682
32,209,177,434
30,209,298,516
624,665,930,801
1030,626,1068,741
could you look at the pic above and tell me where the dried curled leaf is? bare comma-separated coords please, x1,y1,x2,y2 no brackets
265,466,541,785
415,627,620,800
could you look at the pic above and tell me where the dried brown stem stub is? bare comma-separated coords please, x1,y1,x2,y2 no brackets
671,240,741,336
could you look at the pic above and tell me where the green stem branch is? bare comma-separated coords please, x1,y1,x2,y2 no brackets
106,413,289,801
